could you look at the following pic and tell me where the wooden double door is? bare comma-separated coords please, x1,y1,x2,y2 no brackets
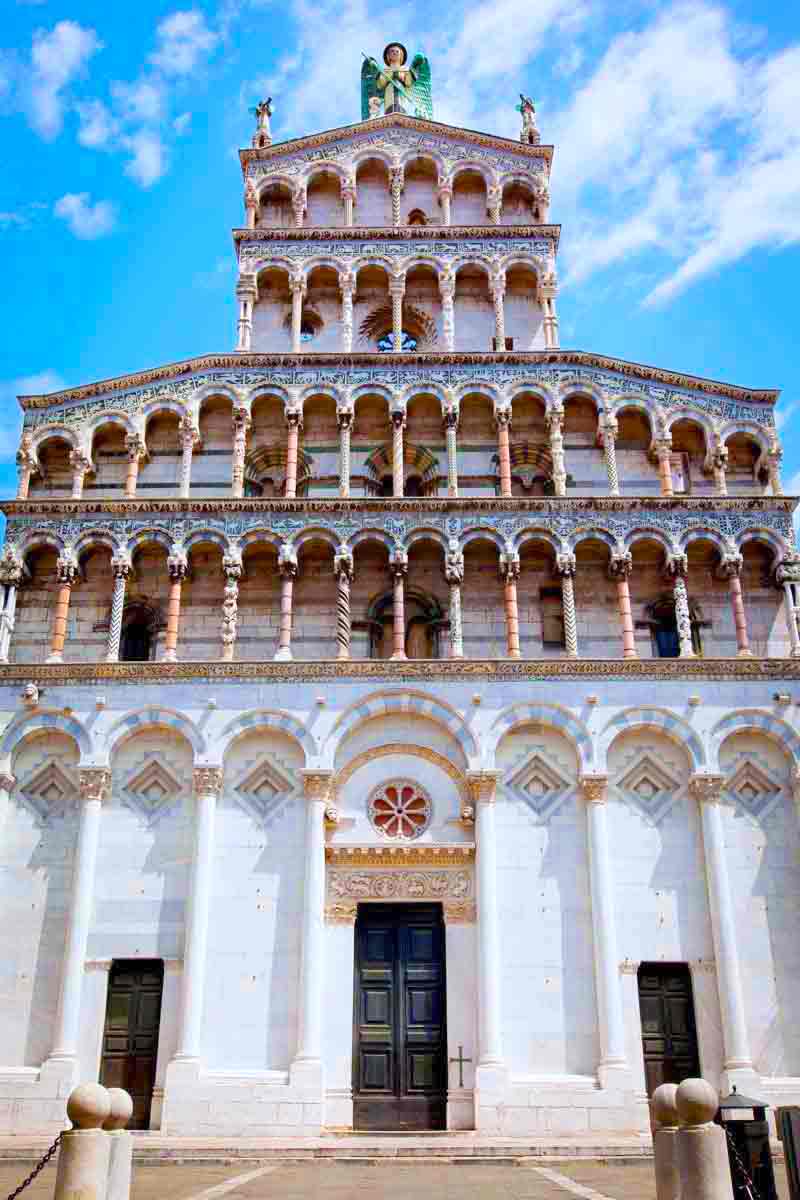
99,960,164,1130
638,964,701,1093
353,904,447,1130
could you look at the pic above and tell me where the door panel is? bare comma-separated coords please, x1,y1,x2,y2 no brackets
100,960,164,1131
638,964,700,1095
353,905,447,1130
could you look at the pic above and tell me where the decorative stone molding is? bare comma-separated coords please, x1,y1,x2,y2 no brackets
466,770,502,806
442,900,477,924
301,770,334,802
193,766,224,797
85,959,113,972
326,845,474,867
580,774,609,804
619,959,641,975
334,743,467,799
79,768,112,804
325,901,358,925
328,865,472,900
688,959,717,975
688,774,726,804
21,681,39,707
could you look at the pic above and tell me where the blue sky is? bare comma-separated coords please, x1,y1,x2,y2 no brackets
1,0,800,502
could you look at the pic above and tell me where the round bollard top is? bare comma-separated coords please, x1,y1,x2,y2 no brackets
103,1088,134,1131
67,1083,112,1130
652,1083,680,1127
676,1078,718,1127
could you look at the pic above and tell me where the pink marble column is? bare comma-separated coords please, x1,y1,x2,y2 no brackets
654,437,674,497
275,546,298,661
720,553,752,656
285,409,302,499
495,408,512,497
47,553,80,664
500,554,521,659
390,552,408,660
163,547,188,664
124,436,145,499
609,551,637,659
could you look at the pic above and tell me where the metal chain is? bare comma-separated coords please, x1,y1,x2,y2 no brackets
5,1131,62,1200
724,1126,758,1200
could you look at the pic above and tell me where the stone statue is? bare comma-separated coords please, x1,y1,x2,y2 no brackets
361,43,432,120
518,93,540,145
250,97,273,148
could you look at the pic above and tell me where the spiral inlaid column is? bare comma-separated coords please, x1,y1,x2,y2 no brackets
546,407,567,496
391,411,405,497
490,278,506,351
105,554,132,663
445,545,464,659
390,279,405,352
390,167,403,227
340,274,355,353
487,185,502,224
444,406,459,497
600,416,620,496
334,550,354,660
231,407,250,499
437,183,452,226
557,552,578,658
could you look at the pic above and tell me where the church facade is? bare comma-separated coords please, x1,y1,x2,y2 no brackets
1,58,800,1140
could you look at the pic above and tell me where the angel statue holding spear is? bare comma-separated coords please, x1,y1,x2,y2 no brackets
361,43,432,120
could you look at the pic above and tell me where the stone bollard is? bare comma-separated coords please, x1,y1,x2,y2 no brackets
54,1083,112,1200
653,1082,681,1200
104,1088,134,1200
675,1078,734,1200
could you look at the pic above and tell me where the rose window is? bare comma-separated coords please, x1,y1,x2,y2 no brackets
368,781,431,840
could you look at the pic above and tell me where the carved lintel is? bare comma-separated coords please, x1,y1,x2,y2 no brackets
688,774,725,804
301,769,334,803
325,901,358,925
79,767,112,804
580,774,608,804
443,900,477,924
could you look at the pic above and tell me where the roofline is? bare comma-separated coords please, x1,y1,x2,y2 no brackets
16,350,780,412
238,112,554,170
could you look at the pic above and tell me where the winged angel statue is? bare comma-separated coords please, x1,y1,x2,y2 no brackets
361,43,432,120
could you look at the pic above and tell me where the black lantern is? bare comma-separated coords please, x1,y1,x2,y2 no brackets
717,1087,778,1200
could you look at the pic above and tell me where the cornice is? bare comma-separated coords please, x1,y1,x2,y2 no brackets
233,224,561,246
16,349,779,411
326,844,474,866
238,112,554,167
2,658,800,684
3,495,796,518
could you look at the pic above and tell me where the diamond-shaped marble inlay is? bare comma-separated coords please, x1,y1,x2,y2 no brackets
121,758,182,825
233,755,295,824
504,751,572,819
617,753,682,824
19,761,77,823
725,760,781,820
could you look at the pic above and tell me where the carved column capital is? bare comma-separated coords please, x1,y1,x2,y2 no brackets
494,405,512,430
444,540,464,585
664,552,688,580
289,274,307,298
222,546,243,580
110,551,133,579
580,774,609,805
467,770,502,806
545,405,565,433
232,406,251,434
193,766,224,798
56,551,80,586
608,550,633,580
79,768,112,804
69,449,92,475
556,551,576,577
717,551,743,580
388,275,406,298
776,555,800,586
0,545,25,587
443,404,459,431
337,406,354,430
168,544,189,581
334,546,354,582
598,413,618,443
389,548,408,579
339,271,356,297
499,551,520,582
285,405,303,430
688,774,726,805
125,434,146,462
390,407,407,430
300,770,334,803
278,542,299,579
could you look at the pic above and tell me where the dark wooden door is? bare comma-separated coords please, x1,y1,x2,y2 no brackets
100,960,164,1130
638,964,700,1094
353,904,447,1130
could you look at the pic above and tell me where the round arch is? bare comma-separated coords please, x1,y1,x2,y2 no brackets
2,710,91,758
103,707,206,762
219,709,315,764
709,710,800,771
487,703,593,771
597,707,706,773
323,689,479,770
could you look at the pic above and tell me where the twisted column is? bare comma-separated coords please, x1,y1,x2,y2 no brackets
609,550,637,659
390,550,408,660
231,406,251,499
444,542,464,659
389,277,405,352
598,413,619,495
443,403,459,496
711,444,728,496
719,551,751,656
546,405,567,496
556,552,578,658
16,439,36,499
275,544,297,661
0,548,24,664
391,409,406,497
106,552,132,663
776,556,800,657
437,180,452,226
654,436,675,496
340,272,355,353
495,406,512,497
47,550,80,663
337,406,353,497
500,552,521,659
490,275,506,351
292,186,306,228
70,450,91,500
389,166,403,227
163,545,188,663
235,278,256,352
178,419,198,500
285,406,302,498
334,548,353,660
290,277,306,352
220,548,242,662
124,435,145,499
665,553,694,658
440,272,455,351
487,184,502,225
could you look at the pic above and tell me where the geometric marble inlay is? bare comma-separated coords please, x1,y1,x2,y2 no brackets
121,757,183,826
233,754,295,825
503,750,572,820
725,760,781,820
19,761,77,824
617,753,682,824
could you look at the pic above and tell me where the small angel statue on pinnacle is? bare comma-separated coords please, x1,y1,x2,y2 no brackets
361,43,432,120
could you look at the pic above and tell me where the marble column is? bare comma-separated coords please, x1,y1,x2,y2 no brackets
690,775,758,1091
340,272,355,353
664,553,695,658
546,406,567,496
16,443,36,499
389,166,404,227
444,541,464,659
500,552,521,659
468,772,506,1077
390,278,405,352
443,404,459,496
244,179,257,228
390,550,408,660
235,279,256,352
776,557,800,657
556,552,579,658
70,450,91,500
767,447,783,496
290,277,306,352
163,545,188,664
654,437,675,497
49,768,111,1063
440,273,455,351
220,548,242,662
334,548,353,660
231,406,251,499
581,775,629,1088
0,549,24,664
495,407,512,497
487,184,502,225
609,550,637,660
711,445,728,496
341,180,356,227
490,275,506,351
178,420,198,500
600,414,620,496
718,552,751,657
292,187,306,229
437,180,452,226
124,436,145,499
105,552,132,663
391,409,406,497
291,771,332,1088
540,274,560,350
174,768,223,1062
47,551,80,664
285,407,303,499
337,407,353,497
275,545,298,661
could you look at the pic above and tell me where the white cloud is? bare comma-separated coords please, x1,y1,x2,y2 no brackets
111,77,164,122
54,192,116,239
76,98,118,147
149,10,219,76
173,111,191,136
0,371,66,462
28,20,102,139
123,129,166,187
